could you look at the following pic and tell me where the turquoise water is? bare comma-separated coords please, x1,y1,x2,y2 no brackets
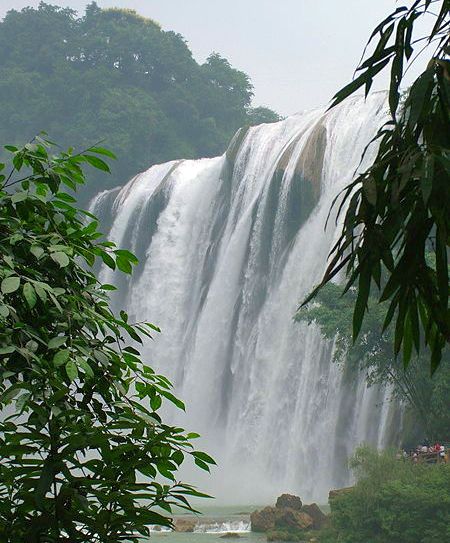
145,506,266,543
150,531,266,543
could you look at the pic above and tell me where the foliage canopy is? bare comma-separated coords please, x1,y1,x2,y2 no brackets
297,282,450,441
0,1,280,201
0,137,213,541
322,446,450,543
303,0,450,371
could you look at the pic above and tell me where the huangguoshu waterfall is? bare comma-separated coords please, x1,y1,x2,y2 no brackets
91,93,402,504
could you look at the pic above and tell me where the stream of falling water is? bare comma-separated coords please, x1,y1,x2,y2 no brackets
91,93,401,504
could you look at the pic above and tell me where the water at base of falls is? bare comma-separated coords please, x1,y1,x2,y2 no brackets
91,92,402,505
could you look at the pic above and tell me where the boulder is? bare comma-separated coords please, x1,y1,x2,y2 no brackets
275,493,303,511
274,509,313,532
174,518,197,532
219,533,241,539
250,506,277,532
300,503,327,530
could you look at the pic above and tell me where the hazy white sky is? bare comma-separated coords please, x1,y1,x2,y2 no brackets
0,1,420,115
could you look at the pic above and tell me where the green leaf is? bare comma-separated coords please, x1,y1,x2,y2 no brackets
100,283,117,291
30,245,45,259
83,154,111,173
88,146,117,159
353,265,371,340
1,276,20,294
51,251,70,268
160,390,185,411
53,349,70,367
3,255,14,269
114,249,139,264
150,395,162,411
56,191,77,203
362,176,377,206
35,460,56,506
9,233,23,245
116,255,132,274
11,191,28,204
77,357,94,379
192,451,216,465
94,350,109,366
0,384,27,404
34,282,48,303
23,282,37,309
402,311,413,367
100,251,116,270
65,359,78,381
48,336,66,349
194,458,211,472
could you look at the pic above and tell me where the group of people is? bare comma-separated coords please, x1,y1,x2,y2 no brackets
397,442,448,464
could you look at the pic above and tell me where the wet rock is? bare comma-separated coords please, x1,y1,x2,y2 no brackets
300,504,327,530
275,494,303,511
174,518,197,532
274,509,313,532
251,506,312,533
250,506,277,532
220,533,241,539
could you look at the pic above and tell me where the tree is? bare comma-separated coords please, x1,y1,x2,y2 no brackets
296,283,450,441
0,137,214,542
0,2,280,201
246,106,283,125
323,446,450,543
302,0,449,371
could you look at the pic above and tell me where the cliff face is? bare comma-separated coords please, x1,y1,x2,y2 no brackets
91,93,398,504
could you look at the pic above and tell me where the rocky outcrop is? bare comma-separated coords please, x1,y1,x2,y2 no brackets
275,494,303,511
251,506,277,532
174,518,197,532
251,494,329,539
274,509,313,531
300,503,327,530
251,495,316,533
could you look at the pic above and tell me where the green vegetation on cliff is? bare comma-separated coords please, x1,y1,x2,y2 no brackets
321,446,450,543
296,283,450,443
0,2,280,199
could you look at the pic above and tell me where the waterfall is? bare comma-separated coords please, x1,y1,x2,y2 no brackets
90,92,401,505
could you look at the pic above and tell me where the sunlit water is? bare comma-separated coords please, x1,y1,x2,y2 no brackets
91,93,402,505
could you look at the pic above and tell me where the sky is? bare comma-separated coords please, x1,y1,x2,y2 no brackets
0,1,422,116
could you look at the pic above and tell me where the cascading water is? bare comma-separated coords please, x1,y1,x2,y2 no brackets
91,93,402,505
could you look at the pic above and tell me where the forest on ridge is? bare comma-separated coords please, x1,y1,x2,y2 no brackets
0,1,280,199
